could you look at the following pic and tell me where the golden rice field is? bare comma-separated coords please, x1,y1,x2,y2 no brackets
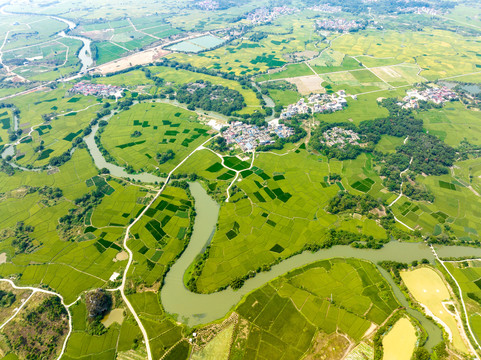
382,317,417,360
332,29,481,80
401,267,469,354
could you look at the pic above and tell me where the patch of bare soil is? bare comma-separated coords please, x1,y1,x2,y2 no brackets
285,75,325,95
80,29,113,41
303,332,351,360
94,47,171,75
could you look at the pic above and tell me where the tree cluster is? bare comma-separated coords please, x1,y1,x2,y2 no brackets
210,136,229,152
11,221,36,254
327,192,383,215
58,190,104,240
397,133,455,176
0,290,15,307
402,183,434,203
156,149,175,165
325,229,387,249
175,80,245,116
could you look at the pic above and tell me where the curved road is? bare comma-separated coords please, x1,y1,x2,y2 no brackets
0,279,80,360
119,136,215,360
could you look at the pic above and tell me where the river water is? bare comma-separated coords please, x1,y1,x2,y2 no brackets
377,266,442,350
161,182,481,353
1,9,93,75
83,124,165,183
53,16,93,75
252,82,276,122
58,31,93,74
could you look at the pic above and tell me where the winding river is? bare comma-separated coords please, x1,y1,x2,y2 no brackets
58,31,93,75
3,4,477,355
83,124,165,183
161,182,481,350
52,16,93,75
1,8,93,76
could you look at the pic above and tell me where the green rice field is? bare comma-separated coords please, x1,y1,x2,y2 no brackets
100,102,211,173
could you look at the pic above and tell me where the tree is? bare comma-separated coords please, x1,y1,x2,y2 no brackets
85,289,112,318
156,149,175,164
230,277,245,290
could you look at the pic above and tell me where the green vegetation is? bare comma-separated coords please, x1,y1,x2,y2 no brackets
175,81,245,116
100,103,210,174
190,150,389,293
230,258,399,359
0,290,16,308
1,294,68,359
445,261,481,345
1,1,481,359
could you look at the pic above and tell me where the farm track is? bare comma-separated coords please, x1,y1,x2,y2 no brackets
203,147,256,202
430,246,481,359
1,7,481,357
0,279,80,360
127,17,160,40
118,135,216,360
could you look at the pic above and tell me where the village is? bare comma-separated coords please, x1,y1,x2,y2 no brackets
196,0,218,11
398,86,458,109
281,90,349,119
221,121,294,152
320,127,362,147
69,82,123,98
316,18,366,32
247,6,298,25
309,4,342,13
403,6,442,15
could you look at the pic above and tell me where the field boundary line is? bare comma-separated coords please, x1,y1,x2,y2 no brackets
119,135,215,360
431,245,481,358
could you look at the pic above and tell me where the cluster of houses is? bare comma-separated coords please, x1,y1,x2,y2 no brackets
309,4,341,13
196,0,218,10
246,6,297,25
185,82,207,94
320,127,361,147
412,7,441,15
399,86,458,109
281,90,349,119
316,18,366,32
70,82,123,98
222,121,294,152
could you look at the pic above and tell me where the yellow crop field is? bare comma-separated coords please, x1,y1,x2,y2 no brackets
191,323,235,360
382,317,417,360
401,267,469,354
332,29,481,79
